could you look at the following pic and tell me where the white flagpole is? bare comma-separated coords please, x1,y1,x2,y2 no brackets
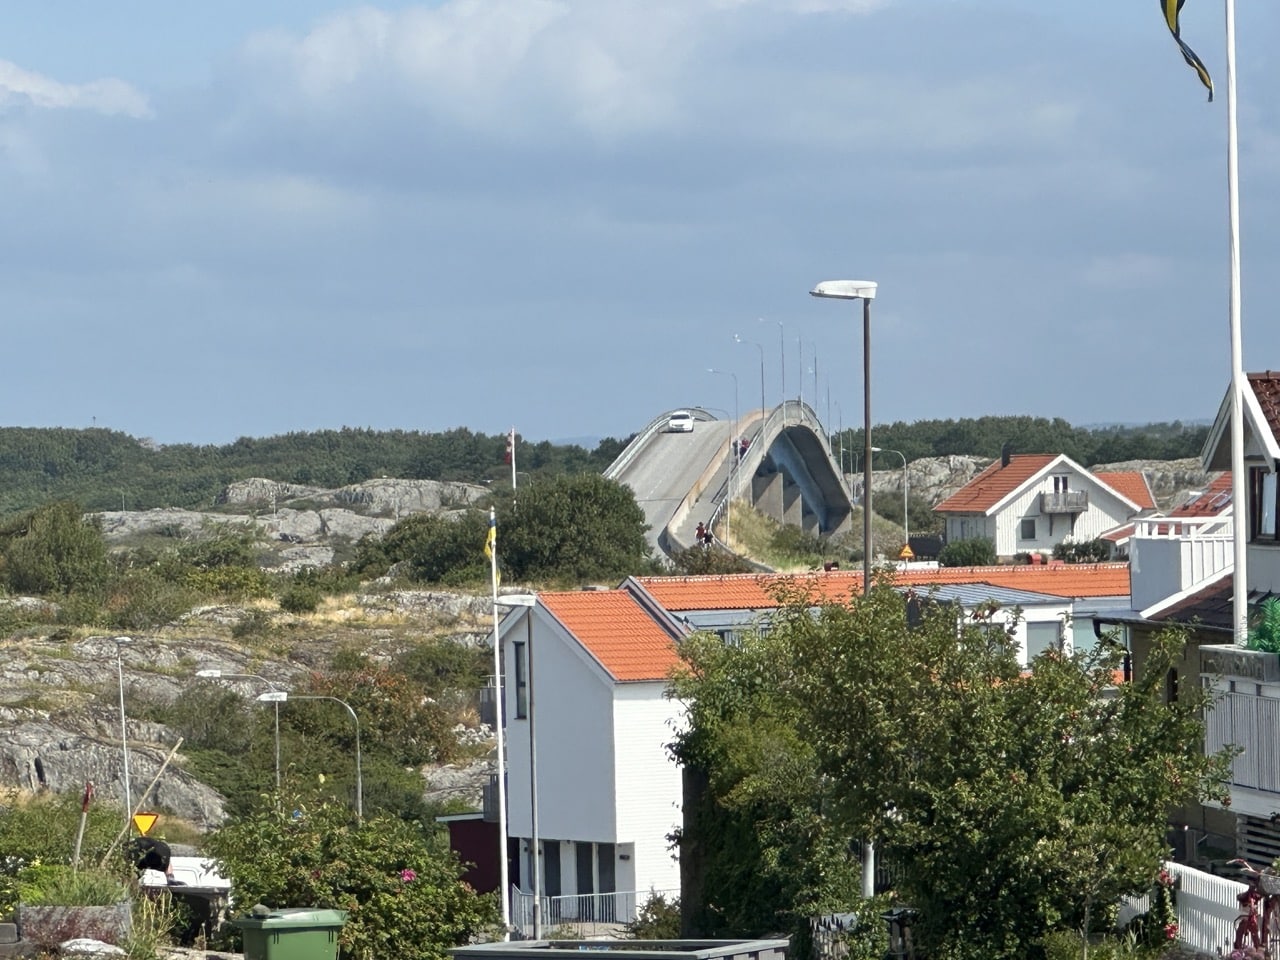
488,508,512,936
1225,0,1248,643
510,427,517,492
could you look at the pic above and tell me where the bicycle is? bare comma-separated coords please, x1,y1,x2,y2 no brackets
1228,858,1280,959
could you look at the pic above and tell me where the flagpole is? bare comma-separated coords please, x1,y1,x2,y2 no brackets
510,427,517,493
488,508,512,936
1225,0,1248,643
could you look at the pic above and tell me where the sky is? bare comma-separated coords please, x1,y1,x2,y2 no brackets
2,1,1278,447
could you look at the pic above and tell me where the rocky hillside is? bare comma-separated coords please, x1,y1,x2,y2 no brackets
0,589,500,830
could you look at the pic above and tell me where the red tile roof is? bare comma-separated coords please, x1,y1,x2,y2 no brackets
1250,373,1280,441
1169,472,1232,517
632,562,1130,611
540,590,683,682
933,455,1057,514
1092,471,1156,510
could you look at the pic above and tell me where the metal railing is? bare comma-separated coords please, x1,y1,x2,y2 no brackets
510,887,678,939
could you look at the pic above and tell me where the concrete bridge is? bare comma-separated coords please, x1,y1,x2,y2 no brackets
604,402,855,563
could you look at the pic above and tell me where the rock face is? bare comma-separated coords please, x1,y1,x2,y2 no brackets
96,477,489,574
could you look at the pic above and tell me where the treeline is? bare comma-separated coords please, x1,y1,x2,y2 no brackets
0,416,1209,519
0,426,630,517
838,416,1210,467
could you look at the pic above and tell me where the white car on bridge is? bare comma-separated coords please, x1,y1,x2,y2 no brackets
666,411,695,433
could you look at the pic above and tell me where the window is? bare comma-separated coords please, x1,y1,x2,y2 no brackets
513,640,528,719
1025,621,1060,662
1253,467,1278,540
1020,517,1036,540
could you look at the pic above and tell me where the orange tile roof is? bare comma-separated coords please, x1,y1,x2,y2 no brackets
539,590,683,682
1250,373,1280,441
632,562,1130,611
933,454,1057,513
1169,472,1232,517
1092,471,1156,510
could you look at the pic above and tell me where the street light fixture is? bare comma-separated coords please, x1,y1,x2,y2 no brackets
196,670,282,789
708,368,740,548
872,447,909,552
257,691,362,820
112,637,133,827
810,278,878,900
496,594,539,938
734,334,767,418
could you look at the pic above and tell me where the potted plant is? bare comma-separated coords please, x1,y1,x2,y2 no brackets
16,865,132,948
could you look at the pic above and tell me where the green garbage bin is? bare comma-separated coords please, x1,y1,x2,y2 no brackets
233,907,348,960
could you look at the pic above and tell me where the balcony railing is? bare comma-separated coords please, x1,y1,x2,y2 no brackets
1039,490,1088,514
1129,516,1233,612
1202,663,1280,795
510,888,678,938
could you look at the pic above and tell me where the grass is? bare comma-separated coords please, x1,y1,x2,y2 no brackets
726,502,906,572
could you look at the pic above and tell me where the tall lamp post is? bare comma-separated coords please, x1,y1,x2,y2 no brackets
708,368,740,548
873,447,909,551
734,334,766,418
196,670,282,789
810,279,878,899
496,594,539,938
112,637,133,827
759,318,785,412
258,692,362,820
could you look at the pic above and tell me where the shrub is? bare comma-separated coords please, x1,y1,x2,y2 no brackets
278,583,321,614
623,892,681,939
938,537,997,567
17,866,129,906
1052,538,1111,564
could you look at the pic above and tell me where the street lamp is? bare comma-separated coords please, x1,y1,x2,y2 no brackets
708,368,740,549
872,447,909,552
496,594,539,938
196,670,282,789
734,334,767,418
759,318,785,412
810,278,878,900
112,637,133,827
257,691,362,820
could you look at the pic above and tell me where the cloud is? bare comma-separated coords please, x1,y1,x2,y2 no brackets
0,60,150,118
235,0,887,139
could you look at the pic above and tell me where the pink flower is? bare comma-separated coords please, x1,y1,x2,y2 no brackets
400,869,417,883
1163,921,1178,940
1158,868,1175,887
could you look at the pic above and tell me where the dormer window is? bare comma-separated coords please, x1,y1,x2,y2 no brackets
1251,467,1278,540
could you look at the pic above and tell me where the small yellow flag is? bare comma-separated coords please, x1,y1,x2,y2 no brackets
132,812,159,836
898,544,915,560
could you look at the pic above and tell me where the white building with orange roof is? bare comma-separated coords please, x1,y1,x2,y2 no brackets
492,588,688,932
933,448,1156,559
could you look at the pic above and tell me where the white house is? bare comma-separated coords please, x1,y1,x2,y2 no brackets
1105,372,1280,865
495,588,687,927
933,450,1156,559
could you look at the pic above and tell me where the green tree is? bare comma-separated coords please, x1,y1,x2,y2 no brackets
204,793,498,960
772,585,1232,959
498,473,652,583
0,501,109,595
668,621,862,946
937,536,996,567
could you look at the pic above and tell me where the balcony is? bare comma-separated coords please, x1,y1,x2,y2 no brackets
1129,516,1233,612
1039,490,1088,514
1202,645,1280,816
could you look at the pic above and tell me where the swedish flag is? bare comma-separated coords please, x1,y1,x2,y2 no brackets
1162,0,1213,101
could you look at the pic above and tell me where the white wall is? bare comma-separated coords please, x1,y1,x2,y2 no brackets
996,468,1142,557
612,683,685,896
505,610,617,846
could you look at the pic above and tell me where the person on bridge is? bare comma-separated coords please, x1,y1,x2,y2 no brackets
695,522,708,547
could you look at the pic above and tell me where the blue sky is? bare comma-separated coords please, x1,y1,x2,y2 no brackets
2,1,1277,446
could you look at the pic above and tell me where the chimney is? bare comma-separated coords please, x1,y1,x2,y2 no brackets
1000,443,1012,468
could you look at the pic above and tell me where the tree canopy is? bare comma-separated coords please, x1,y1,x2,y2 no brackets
670,579,1232,959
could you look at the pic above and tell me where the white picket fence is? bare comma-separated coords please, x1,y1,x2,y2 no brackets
1121,861,1244,955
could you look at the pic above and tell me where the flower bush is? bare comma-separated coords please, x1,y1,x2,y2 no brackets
204,792,498,960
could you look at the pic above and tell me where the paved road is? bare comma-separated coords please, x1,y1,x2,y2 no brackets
617,418,734,558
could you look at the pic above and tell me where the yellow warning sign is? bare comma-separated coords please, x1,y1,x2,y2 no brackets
898,544,915,560
132,813,159,836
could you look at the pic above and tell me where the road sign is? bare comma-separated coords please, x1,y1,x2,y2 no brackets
132,812,158,836
898,544,915,560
